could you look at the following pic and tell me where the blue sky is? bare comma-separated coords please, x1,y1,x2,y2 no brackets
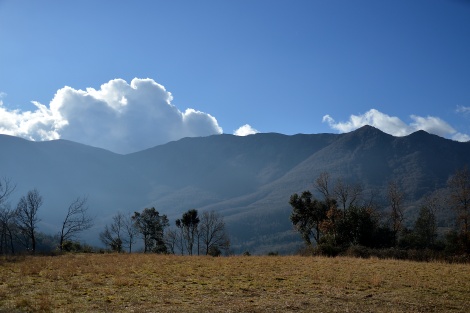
0,0,469,153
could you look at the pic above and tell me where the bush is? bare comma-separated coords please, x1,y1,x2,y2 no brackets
445,231,470,255
445,254,470,264
345,245,371,259
296,245,316,256
61,240,82,252
60,241,95,253
81,244,95,253
296,242,470,263
208,246,222,257
318,243,341,257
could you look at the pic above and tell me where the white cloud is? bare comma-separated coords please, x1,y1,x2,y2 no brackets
0,78,223,153
452,132,470,142
323,108,469,142
409,115,456,137
234,124,259,136
322,109,410,136
457,105,470,115
0,100,61,141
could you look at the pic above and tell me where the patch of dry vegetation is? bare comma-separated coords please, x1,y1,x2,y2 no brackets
0,254,469,312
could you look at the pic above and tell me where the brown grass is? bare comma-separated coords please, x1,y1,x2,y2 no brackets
0,254,469,312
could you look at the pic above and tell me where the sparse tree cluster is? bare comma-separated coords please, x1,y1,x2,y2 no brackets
290,174,389,253
0,178,93,255
100,208,230,256
290,168,470,259
99,211,138,253
0,174,230,256
171,209,230,256
100,208,169,253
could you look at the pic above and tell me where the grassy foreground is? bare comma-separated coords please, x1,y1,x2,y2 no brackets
0,254,469,312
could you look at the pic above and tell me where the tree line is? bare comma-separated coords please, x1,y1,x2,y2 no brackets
289,167,470,260
99,208,230,256
0,178,230,256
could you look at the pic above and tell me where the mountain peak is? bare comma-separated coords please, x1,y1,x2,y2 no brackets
342,125,392,142
408,129,434,138
354,125,386,135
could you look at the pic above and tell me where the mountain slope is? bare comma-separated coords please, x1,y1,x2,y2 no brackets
124,133,337,210
0,127,469,253
194,126,470,252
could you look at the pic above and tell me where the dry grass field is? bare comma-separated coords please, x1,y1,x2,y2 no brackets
0,254,469,312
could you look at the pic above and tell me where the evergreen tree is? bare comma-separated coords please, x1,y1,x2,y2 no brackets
133,208,169,253
289,191,328,245
176,209,200,255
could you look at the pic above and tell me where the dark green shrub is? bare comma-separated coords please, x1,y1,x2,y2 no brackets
208,246,222,257
318,243,341,257
345,245,371,258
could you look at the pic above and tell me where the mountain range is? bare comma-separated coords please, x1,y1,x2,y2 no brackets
1,125,469,254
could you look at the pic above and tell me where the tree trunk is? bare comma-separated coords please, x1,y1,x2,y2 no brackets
31,231,36,254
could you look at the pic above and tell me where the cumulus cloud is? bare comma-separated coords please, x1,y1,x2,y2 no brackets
0,78,223,153
0,99,62,141
323,109,469,142
234,124,259,136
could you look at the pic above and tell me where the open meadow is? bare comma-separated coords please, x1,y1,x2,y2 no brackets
0,254,469,312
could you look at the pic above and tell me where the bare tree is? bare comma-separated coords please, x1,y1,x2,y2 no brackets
387,181,405,242
175,219,185,255
0,205,17,254
199,210,230,255
315,172,331,201
15,189,43,253
421,192,442,217
100,225,122,252
122,213,138,253
447,166,470,235
58,197,93,251
100,212,125,252
333,178,363,211
164,228,179,254
0,178,16,254
0,177,15,206
363,188,381,211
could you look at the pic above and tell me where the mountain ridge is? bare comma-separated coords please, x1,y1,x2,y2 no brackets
1,127,469,253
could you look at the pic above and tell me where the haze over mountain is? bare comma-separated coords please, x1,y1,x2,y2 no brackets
1,126,469,253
